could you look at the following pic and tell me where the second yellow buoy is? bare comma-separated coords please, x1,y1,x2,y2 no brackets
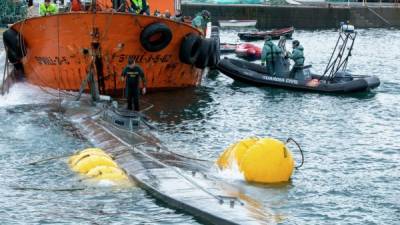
217,137,295,184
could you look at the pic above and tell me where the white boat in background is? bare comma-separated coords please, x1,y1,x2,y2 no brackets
218,20,257,28
285,0,302,5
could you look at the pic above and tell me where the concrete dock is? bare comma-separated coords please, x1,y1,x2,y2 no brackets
182,3,400,29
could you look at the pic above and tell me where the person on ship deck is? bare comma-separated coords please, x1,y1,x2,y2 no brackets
153,9,161,17
172,10,184,22
93,0,113,11
70,0,83,11
192,10,211,34
39,0,58,16
130,0,149,15
163,10,171,19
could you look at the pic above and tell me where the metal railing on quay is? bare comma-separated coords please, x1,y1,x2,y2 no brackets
181,0,399,7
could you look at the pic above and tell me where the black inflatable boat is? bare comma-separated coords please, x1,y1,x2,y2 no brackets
217,58,380,94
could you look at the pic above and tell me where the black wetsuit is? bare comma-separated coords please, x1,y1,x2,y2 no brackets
122,65,146,111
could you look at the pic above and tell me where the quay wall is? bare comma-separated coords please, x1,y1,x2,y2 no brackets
181,4,400,29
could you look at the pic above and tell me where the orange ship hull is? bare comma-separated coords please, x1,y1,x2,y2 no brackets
11,13,203,96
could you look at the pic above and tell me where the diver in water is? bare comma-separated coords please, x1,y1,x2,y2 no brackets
121,57,147,111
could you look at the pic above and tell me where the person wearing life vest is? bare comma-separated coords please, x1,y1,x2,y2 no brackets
121,57,147,111
261,36,282,76
71,0,83,11
39,0,58,16
287,40,305,78
130,0,149,15
192,10,210,34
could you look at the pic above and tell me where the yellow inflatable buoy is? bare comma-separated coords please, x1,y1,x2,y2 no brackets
217,137,258,170
240,138,294,183
87,166,128,181
67,148,132,186
72,155,118,174
68,148,111,166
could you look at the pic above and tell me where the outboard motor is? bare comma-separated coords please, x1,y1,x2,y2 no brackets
293,65,312,81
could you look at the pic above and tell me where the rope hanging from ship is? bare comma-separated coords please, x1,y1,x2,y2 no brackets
57,12,63,112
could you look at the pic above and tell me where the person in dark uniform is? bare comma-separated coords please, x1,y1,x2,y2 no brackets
287,40,305,78
121,57,147,111
261,35,282,75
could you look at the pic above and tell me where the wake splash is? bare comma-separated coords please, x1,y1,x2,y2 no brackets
215,159,246,182
0,50,5,87
0,50,58,107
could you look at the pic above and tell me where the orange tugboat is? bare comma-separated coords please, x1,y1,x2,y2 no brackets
2,0,218,96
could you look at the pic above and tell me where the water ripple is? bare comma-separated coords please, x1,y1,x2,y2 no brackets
1,29,400,224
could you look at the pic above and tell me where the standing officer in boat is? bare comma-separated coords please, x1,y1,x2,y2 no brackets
121,57,147,111
287,40,305,78
39,0,59,16
261,36,282,75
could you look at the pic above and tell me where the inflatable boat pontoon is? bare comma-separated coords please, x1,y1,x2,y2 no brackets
217,58,380,94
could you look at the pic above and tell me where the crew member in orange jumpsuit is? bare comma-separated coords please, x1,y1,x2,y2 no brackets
71,0,83,11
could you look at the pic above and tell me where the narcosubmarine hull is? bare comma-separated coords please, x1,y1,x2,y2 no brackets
62,100,275,225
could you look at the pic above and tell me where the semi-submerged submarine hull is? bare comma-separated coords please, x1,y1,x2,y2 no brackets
62,100,275,225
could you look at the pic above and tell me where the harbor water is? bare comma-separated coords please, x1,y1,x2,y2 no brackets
1,28,399,224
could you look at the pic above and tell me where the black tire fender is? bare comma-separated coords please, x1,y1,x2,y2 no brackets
140,23,173,52
207,40,216,67
211,26,219,34
2,28,26,64
179,34,202,65
207,39,220,68
194,39,212,69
